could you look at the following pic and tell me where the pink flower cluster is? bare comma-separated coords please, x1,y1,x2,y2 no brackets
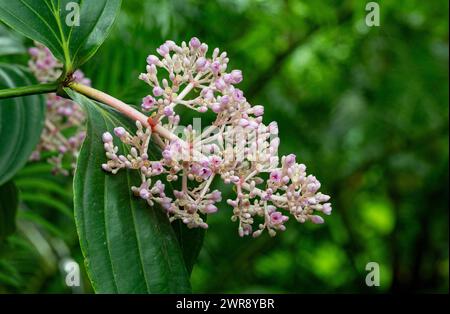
102,38,332,237
28,42,90,175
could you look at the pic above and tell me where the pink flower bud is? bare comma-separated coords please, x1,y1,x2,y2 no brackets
317,193,330,202
157,44,170,56
162,150,172,160
211,103,222,113
200,43,208,53
233,88,245,102
322,203,332,215
58,145,67,154
239,118,249,127
248,120,259,129
268,121,279,135
252,105,264,116
204,204,218,214
202,88,214,100
284,154,296,167
153,86,164,97
220,95,230,105
223,73,233,84
210,190,222,202
230,70,243,84
215,78,227,91
102,132,113,143
189,37,201,49
163,106,174,116
146,55,159,65
210,61,221,74
198,106,208,113
310,215,324,224
28,47,40,57
139,189,150,200
114,127,126,138
196,57,207,71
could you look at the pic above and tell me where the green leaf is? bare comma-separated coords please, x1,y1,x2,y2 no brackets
0,64,45,185
0,23,25,56
67,89,191,293
0,0,122,72
0,181,19,243
172,220,205,275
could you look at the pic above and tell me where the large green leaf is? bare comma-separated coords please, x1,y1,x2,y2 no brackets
0,181,18,244
67,89,191,293
0,23,25,56
172,220,205,275
0,64,45,185
0,0,122,72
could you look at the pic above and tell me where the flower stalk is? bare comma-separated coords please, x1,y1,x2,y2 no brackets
68,82,178,142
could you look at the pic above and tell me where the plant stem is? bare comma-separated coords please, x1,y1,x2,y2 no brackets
0,82,59,99
68,82,177,141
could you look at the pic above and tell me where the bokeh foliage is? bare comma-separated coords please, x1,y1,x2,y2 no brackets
1,0,448,293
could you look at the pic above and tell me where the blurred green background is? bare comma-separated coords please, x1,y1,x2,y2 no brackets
0,0,448,293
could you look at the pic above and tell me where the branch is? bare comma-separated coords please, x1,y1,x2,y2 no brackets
0,82,59,99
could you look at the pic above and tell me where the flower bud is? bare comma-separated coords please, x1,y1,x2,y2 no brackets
253,105,264,116
189,37,201,49
146,55,159,65
114,127,126,138
153,86,164,97
204,204,218,214
196,57,207,71
139,189,150,200
102,132,113,143
310,215,324,224
230,70,243,84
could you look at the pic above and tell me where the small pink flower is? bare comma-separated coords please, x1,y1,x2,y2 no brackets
270,170,282,183
152,162,164,175
270,211,287,225
153,86,164,97
210,61,221,74
142,96,156,111
199,167,212,179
